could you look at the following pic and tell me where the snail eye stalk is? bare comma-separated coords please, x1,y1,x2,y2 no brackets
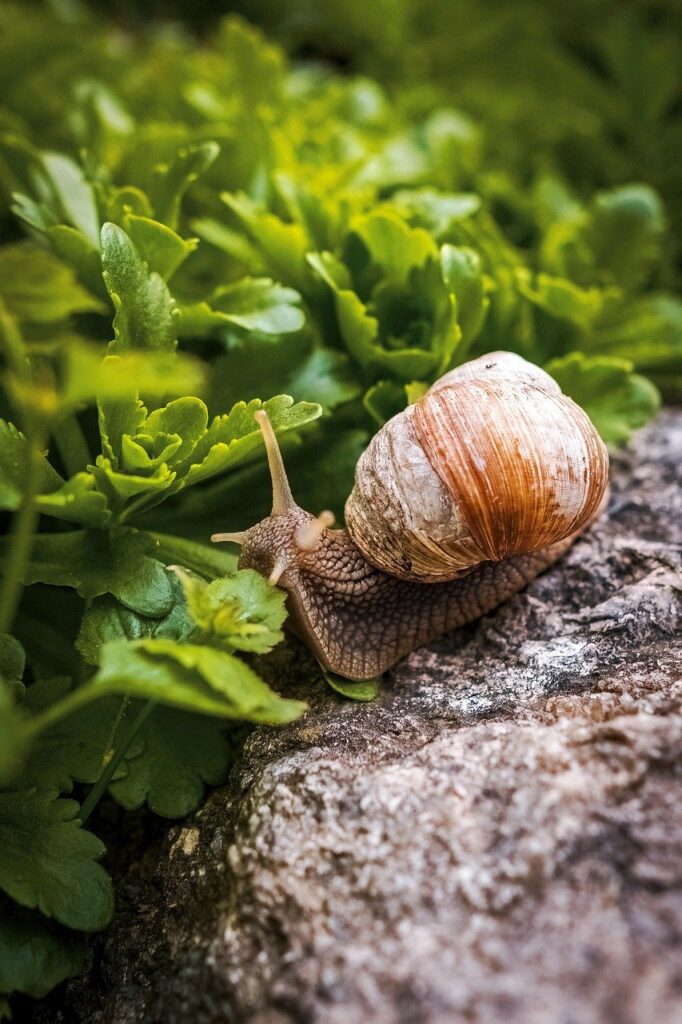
294,511,335,551
210,531,249,545
254,409,298,516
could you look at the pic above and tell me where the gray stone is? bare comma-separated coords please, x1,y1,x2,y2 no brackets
46,413,682,1024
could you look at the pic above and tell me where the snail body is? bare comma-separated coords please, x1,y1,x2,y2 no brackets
213,352,609,680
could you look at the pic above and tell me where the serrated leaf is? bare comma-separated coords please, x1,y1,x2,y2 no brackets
101,223,179,353
180,277,304,337
174,394,321,489
0,900,85,999
308,245,459,381
4,529,174,616
107,703,231,818
545,352,660,445
345,211,437,287
176,567,286,654
0,790,113,931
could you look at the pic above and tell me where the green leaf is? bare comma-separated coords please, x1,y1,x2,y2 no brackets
308,243,459,381
222,193,309,291
123,215,197,281
35,474,110,529
389,188,481,239
175,395,322,490
586,185,666,290
0,243,105,326
345,210,437,287
0,900,85,999
41,151,100,249
0,790,113,931
588,294,682,374
149,142,220,230
0,682,28,784
207,336,361,412
0,636,24,697
67,348,205,404
541,185,667,292
149,532,238,581
76,580,194,667
191,216,262,269
0,421,62,513
322,669,382,702
107,704,231,818
143,397,208,465
363,380,408,425
101,223,180,353
4,529,174,616
0,421,107,527
94,639,306,725
176,567,286,654
440,244,489,348
12,680,135,792
180,278,304,337
545,352,660,445
517,270,613,329
47,224,106,300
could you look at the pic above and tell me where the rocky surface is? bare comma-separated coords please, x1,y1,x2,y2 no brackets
39,413,682,1024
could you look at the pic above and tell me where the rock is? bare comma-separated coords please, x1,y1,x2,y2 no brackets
41,413,682,1024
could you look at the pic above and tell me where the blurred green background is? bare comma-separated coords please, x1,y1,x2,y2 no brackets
82,0,682,263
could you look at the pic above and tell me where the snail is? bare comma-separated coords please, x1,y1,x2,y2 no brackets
212,352,609,680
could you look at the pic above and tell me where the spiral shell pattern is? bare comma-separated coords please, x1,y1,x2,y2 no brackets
345,352,609,582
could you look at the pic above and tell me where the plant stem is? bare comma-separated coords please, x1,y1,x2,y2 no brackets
0,298,48,635
101,695,130,760
0,428,45,636
52,414,92,477
23,684,98,738
149,530,238,578
79,700,156,825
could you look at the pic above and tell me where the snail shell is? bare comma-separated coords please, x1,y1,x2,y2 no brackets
345,351,609,583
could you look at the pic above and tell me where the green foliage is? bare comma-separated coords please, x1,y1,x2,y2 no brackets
0,790,113,930
176,567,287,654
0,902,85,1001
0,0,678,1012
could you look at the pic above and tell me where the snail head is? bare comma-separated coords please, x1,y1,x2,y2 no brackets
211,410,335,586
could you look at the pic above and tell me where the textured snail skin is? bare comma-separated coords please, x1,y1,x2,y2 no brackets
239,507,588,681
